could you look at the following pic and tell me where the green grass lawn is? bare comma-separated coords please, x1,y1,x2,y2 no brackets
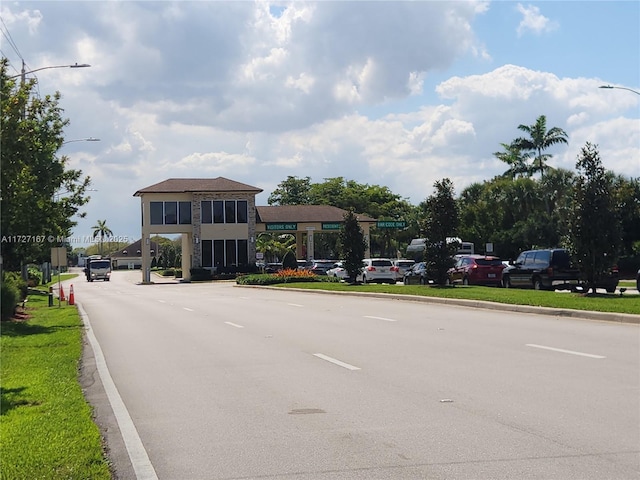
0,295,111,480
272,281,640,315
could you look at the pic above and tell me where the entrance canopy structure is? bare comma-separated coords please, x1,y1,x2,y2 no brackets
134,177,375,283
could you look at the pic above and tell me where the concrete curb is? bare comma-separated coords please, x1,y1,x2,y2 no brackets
238,285,640,324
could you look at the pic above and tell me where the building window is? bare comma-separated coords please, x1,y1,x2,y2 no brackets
150,202,163,225
202,240,212,267
225,201,236,224
213,240,224,269
165,202,177,224
179,202,191,224
201,201,212,224
213,201,224,223
238,239,248,266
237,200,248,224
225,239,237,266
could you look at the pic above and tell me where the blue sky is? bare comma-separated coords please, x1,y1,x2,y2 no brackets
1,1,638,247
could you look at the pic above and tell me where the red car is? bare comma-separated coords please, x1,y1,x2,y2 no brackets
447,255,505,287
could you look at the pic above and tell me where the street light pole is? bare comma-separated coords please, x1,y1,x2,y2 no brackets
8,60,91,84
598,85,640,95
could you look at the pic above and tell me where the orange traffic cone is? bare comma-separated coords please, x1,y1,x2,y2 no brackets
68,285,75,305
59,284,66,302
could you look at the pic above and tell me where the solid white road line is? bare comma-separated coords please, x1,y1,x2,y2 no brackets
313,353,361,370
183,307,194,312
224,321,245,328
526,344,606,359
78,302,158,480
287,303,304,307
363,315,397,322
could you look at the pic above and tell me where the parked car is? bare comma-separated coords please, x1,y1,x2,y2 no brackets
391,259,415,281
501,248,580,290
308,260,338,275
357,258,396,284
326,261,349,280
403,261,433,285
447,255,505,287
264,262,283,274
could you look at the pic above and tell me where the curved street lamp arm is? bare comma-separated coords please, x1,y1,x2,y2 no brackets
599,85,640,95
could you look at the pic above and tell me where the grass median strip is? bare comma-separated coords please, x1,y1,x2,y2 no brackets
0,295,111,480
271,282,640,315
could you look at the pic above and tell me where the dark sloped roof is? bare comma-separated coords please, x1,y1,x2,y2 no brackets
110,239,159,258
134,177,262,196
256,205,376,223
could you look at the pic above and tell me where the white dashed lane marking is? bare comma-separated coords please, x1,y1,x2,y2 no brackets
526,344,606,359
364,315,397,322
313,353,361,371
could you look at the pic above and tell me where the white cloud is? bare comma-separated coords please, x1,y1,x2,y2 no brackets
516,3,558,37
1,1,637,243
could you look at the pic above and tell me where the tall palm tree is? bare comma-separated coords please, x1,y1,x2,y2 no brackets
493,141,532,179
514,115,568,178
92,219,113,256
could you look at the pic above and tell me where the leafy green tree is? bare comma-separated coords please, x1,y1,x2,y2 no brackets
1,59,92,270
610,174,640,256
421,178,459,285
514,115,568,178
569,143,622,293
494,141,531,179
268,176,312,205
338,208,366,283
256,233,295,263
91,220,113,256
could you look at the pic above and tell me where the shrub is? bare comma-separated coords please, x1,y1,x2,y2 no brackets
27,266,42,287
1,272,27,320
1,282,19,320
282,251,298,271
235,269,339,286
162,269,175,277
190,268,212,281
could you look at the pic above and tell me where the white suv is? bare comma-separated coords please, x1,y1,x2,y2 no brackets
357,258,396,284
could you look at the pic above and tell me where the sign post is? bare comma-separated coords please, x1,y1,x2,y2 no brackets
51,247,66,307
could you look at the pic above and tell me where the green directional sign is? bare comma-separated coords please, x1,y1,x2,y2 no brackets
266,222,297,231
376,220,407,229
322,222,342,230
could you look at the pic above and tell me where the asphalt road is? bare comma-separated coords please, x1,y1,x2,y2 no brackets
69,270,639,480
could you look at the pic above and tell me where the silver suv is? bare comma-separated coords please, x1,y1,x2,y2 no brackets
357,258,396,284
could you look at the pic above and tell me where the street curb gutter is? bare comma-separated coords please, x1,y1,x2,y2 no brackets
239,285,640,325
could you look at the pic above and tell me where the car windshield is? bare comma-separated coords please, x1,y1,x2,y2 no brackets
372,260,393,267
475,259,503,266
396,261,414,267
90,261,110,269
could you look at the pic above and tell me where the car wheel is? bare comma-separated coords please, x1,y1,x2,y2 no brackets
419,277,426,285
462,277,469,286
403,277,409,285
533,277,544,290
606,286,616,293
502,275,511,288
362,275,368,285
